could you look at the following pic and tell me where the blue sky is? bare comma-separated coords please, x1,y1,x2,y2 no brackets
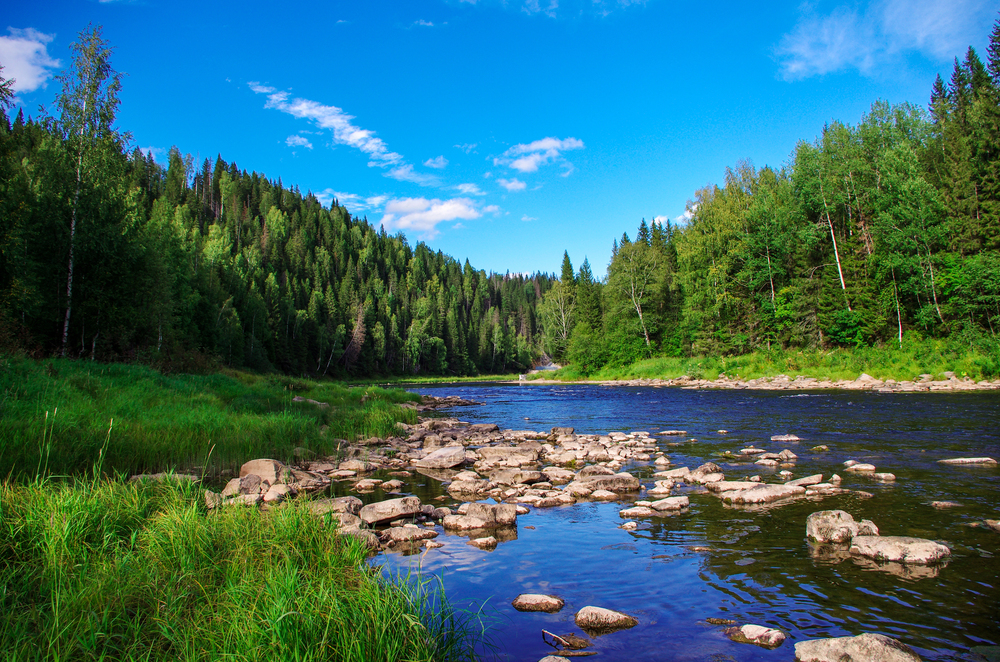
2,0,997,277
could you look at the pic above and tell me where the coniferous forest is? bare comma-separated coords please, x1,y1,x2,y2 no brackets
2,19,1000,378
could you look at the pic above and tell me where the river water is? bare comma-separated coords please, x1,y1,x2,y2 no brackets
368,383,1000,661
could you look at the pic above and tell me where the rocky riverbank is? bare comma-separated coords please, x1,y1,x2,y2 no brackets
524,370,1000,392
185,393,999,661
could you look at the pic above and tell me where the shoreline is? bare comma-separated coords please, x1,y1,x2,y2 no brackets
512,372,1000,392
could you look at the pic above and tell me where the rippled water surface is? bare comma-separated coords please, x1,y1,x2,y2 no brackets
369,383,1000,661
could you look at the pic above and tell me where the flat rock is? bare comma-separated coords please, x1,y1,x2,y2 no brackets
725,624,786,649
412,445,467,469
771,434,801,442
512,593,565,613
467,536,497,549
794,633,922,662
706,481,759,493
359,496,422,525
806,510,859,543
937,457,997,466
723,484,806,504
619,506,657,518
574,606,638,632
650,496,689,511
787,474,823,487
845,463,877,472
930,501,961,509
308,496,363,516
849,535,950,564
575,472,640,492
381,526,439,545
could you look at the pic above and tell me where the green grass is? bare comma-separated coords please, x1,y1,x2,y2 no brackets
0,357,420,480
0,476,481,661
544,335,1000,383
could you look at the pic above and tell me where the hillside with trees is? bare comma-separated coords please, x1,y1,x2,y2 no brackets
542,17,1000,374
0,28,549,377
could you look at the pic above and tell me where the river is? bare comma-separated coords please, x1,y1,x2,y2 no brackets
371,383,1000,661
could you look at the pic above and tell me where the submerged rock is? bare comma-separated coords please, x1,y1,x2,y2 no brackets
512,593,565,613
794,632,922,662
849,535,950,564
574,606,638,632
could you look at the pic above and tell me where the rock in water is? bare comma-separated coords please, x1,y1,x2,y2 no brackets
574,606,638,632
725,624,786,649
937,457,997,466
511,594,565,613
806,510,859,543
359,496,422,525
412,445,467,469
723,484,806,504
849,535,950,564
794,633,922,661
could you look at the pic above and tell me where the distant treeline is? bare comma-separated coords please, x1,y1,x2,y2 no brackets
0,29,549,376
541,17,1000,372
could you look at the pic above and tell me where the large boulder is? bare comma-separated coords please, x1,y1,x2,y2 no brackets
806,510,859,543
849,536,950,564
239,458,288,485
794,633,922,662
574,606,638,633
443,502,517,530
412,445,467,469
478,446,539,463
359,496,423,525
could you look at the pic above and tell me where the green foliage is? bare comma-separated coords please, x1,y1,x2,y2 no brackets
0,357,419,479
0,478,481,661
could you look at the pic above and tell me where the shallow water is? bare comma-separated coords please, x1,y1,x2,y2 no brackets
368,383,1000,661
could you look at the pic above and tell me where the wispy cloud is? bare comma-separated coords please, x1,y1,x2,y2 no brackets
455,143,478,153
251,82,441,185
521,214,537,222
775,0,996,80
424,155,448,169
460,0,646,18
484,205,501,214
413,19,435,27
315,189,388,212
495,136,585,174
456,182,486,195
140,146,166,162
498,178,526,191
0,27,60,95
379,197,484,239
286,134,313,150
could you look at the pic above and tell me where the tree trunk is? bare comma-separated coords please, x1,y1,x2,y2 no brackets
61,98,87,357
819,175,851,311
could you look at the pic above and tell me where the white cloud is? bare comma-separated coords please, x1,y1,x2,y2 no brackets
315,189,389,211
521,214,537,222
674,203,698,224
286,134,313,149
484,205,501,214
0,27,60,94
250,82,404,167
775,0,996,80
140,146,166,162
498,178,526,191
653,215,669,224
455,143,478,153
456,182,485,195
496,136,585,174
424,155,448,169
387,163,440,186
379,197,483,239
413,19,435,27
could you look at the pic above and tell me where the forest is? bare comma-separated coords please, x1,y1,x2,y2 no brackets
0,29,548,377
540,18,1000,374
2,19,999,378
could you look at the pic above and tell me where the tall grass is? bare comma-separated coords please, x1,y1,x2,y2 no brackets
547,334,1000,383
0,357,419,479
0,477,480,661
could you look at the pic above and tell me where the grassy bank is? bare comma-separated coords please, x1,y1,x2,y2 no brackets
0,477,479,661
545,336,1000,383
0,357,420,479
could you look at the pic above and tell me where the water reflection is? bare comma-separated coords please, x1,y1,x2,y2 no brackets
373,384,999,661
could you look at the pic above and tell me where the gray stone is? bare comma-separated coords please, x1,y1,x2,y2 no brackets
205,490,222,509
619,506,657,518
263,483,294,503
512,593,565,613
723,484,806,504
239,458,288,485
850,536,950,564
794,633,922,662
806,510,859,543
359,496,422,525
788,474,824,487
381,526,439,545
220,477,242,498
725,624,786,649
650,496,689,511
308,496,363,516
937,457,997,466
575,472,640,492
413,445,467,469
467,536,497,549
771,434,801,442
574,606,638,632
